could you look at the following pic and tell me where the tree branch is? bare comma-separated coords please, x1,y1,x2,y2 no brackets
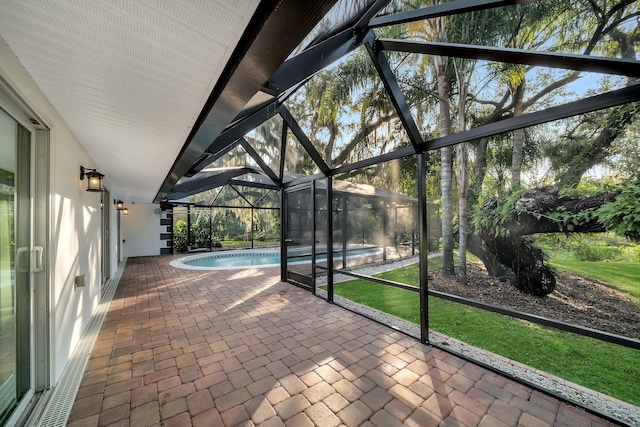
332,115,393,166
522,71,580,111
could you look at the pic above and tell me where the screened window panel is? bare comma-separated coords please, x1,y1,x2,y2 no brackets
287,0,378,59
383,49,630,142
254,189,280,209
244,116,284,179
284,45,411,169
210,184,252,208
374,0,639,59
332,156,419,270
210,144,255,169
283,129,321,182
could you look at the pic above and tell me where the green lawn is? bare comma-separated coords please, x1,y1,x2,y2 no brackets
328,261,640,406
550,258,640,304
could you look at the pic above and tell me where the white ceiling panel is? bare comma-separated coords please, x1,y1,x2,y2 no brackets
0,0,261,202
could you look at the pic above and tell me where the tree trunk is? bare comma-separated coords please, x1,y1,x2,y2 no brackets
431,49,455,276
511,82,526,188
483,233,555,296
456,160,468,284
456,76,469,284
492,186,615,235
465,233,511,278
441,145,455,277
472,186,616,296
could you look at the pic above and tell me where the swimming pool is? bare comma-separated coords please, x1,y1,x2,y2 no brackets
170,246,382,270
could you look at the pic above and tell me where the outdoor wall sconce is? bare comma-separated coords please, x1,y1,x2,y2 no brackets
114,199,124,210
80,166,104,192
121,207,129,215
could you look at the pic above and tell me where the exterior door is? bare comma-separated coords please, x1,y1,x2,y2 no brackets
283,184,314,289
101,190,110,287
0,91,49,425
0,108,31,424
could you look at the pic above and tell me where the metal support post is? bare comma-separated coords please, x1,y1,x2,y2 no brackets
418,153,429,344
311,180,317,295
327,177,334,303
280,189,287,282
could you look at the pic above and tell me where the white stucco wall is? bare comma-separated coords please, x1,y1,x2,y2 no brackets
0,39,122,383
122,203,163,257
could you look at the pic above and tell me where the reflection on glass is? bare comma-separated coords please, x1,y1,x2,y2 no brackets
0,108,17,421
283,129,320,182
209,144,255,169
286,187,313,281
244,116,283,178
314,179,329,288
331,157,419,271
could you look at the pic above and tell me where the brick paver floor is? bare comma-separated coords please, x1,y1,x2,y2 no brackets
67,256,622,426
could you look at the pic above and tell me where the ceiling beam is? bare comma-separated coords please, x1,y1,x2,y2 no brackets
228,179,278,190
239,138,281,185
423,84,640,151
166,167,261,200
367,0,532,28
277,105,331,175
365,35,422,152
265,28,356,94
378,39,640,78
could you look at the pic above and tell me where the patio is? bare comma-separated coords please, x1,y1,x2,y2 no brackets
67,256,620,427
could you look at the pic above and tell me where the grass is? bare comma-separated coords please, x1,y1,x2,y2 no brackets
550,258,640,304
328,260,640,406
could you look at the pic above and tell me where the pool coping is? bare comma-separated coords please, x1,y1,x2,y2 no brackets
169,246,384,270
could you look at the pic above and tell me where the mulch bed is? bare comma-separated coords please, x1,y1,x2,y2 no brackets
428,262,640,340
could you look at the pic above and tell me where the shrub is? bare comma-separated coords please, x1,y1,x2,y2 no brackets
569,241,622,262
173,220,187,253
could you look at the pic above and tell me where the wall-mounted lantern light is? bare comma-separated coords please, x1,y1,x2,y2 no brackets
80,166,104,192
114,199,124,210
122,207,129,215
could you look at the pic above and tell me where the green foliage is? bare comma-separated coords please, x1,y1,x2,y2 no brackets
568,241,623,262
606,121,640,182
596,184,640,241
173,217,219,252
557,178,618,198
539,232,640,262
472,189,525,237
545,205,599,233
173,220,187,253
602,102,640,132
173,210,272,253
211,211,246,241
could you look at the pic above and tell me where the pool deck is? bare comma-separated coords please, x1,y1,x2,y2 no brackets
66,255,626,426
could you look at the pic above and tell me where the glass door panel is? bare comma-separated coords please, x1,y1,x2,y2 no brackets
0,108,30,423
314,179,328,292
101,189,110,288
285,185,313,289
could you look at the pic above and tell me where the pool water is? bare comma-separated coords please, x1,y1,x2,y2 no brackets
171,247,382,270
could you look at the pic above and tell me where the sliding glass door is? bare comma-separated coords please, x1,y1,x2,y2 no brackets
0,107,31,423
